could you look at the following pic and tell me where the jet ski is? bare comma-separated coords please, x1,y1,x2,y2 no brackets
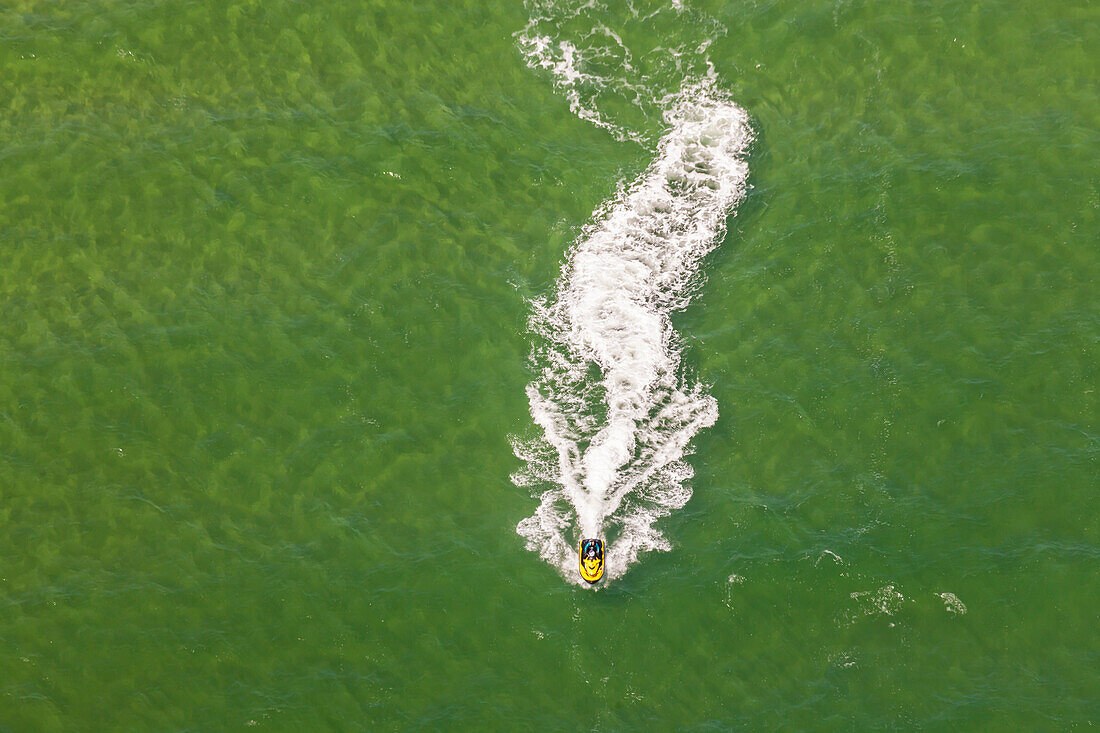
579,538,605,584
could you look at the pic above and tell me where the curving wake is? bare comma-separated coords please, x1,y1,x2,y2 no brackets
512,0,753,584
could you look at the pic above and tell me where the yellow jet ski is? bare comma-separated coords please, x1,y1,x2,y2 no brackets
579,539,605,584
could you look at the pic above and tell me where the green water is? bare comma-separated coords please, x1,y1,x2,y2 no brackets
1,0,1096,728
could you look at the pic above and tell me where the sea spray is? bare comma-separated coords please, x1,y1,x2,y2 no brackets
513,2,753,583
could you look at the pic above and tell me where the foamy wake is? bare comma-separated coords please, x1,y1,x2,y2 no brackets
513,2,753,584
517,30,646,143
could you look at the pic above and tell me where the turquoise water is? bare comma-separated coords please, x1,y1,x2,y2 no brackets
1,0,1096,728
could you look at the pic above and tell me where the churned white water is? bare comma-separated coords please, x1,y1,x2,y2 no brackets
513,0,753,583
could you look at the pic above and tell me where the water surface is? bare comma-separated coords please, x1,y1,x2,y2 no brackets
0,0,1096,728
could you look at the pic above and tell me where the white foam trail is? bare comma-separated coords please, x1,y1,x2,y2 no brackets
513,0,753,583
517,33,645,143
514,80,753,583
517,0,727,144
